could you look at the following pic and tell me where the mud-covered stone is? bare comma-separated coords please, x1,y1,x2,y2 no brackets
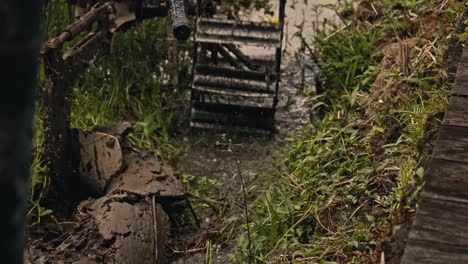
77,130,124,194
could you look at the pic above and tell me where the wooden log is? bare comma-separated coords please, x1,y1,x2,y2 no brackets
91,195,169,264
216,44,242,69
41,2,112,55
223,44,259,70
193,74,270,92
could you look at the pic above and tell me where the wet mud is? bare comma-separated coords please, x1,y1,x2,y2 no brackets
27,126,187,264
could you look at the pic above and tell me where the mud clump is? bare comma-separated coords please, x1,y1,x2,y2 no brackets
27,123,187,264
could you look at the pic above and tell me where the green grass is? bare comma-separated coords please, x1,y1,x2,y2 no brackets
70,18,186,160
233,0,462,262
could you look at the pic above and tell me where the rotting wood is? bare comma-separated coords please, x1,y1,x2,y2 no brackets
42,48,74,200
91,195,170,264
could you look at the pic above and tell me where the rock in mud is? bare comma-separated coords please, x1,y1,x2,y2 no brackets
77,130,124,195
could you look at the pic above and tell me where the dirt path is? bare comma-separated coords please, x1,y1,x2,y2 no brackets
170,1,340,261
171,55,317,262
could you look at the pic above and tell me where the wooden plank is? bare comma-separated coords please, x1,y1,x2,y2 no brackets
224,44,260,70
198,18,282,31
402,241,468,264
195,64,277,82
442,96,468,127
407,194,468,246
193,74,270,92
402,42,468,264
424,159,468,200
453,78,468,96
192,90,274,109
196,34,282,48
462,49,468,62
456,76,468,84
190,121,272,135
460,45,468,61
453,55,468,95
192,85,273,98
433,125,468,162
461,55,468,64
402,195,468,263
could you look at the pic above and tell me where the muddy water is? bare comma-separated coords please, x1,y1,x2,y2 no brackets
239,0,339,52
171,1,337,263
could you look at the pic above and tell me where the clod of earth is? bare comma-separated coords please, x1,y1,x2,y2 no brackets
27,123,187,264
106,152,184,197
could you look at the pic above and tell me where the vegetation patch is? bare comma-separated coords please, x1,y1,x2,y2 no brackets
235,0,464,262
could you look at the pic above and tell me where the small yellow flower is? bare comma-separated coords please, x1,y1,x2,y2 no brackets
265,18,279,24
